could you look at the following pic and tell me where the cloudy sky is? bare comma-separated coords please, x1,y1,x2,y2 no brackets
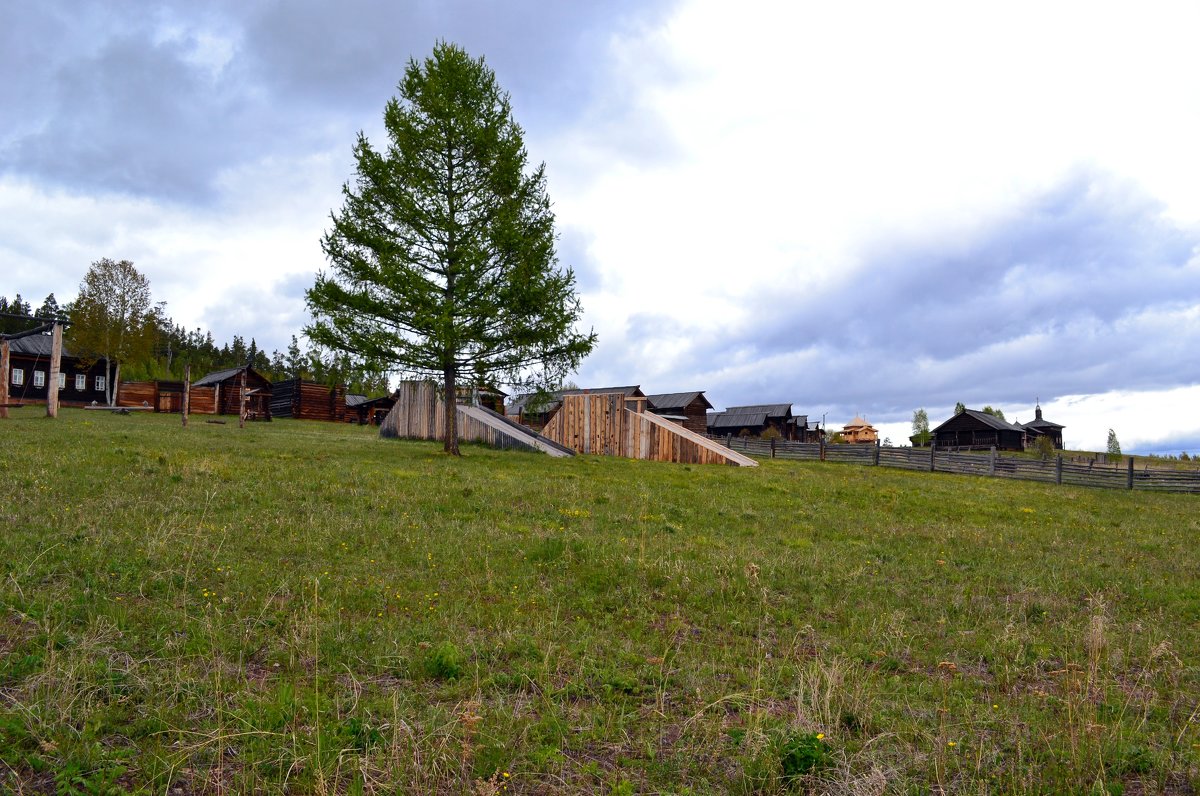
4,1,1199,454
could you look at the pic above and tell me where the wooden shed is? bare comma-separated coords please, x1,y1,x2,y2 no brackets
192,366,272,419
345,393,396,425
645,391,713,435
271,378,346,422
931,409,1026,451
117,381,185,412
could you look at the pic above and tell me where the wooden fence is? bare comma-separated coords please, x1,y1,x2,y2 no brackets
542,393,757,466
378,381,573,455
711,436,1200,494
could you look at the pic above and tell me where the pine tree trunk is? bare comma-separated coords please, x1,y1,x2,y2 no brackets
443,364,459,455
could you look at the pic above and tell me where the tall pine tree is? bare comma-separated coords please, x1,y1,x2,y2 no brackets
307,42,595,454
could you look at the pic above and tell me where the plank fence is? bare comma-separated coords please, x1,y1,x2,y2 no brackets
710,436,1200,495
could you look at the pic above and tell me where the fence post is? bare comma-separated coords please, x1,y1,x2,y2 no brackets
771,437,776,459
929,443,936,472
873,440,880,466
1056,454,1063,485
820,437,826,461
989,446,996,477
1127,456,1134,490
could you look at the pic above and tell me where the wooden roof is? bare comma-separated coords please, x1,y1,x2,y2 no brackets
646,391,712,412
708,410,770,429
932,409,1026,434
725,403,792,419
193,366,270,388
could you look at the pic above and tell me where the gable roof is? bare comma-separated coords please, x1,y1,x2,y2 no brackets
725,403,792,418
708,410,770,429
5,333,82,359
646,391,712,412
559,385,644,398
192,366,270,388
1020,417,1065,431
932,408,1026,434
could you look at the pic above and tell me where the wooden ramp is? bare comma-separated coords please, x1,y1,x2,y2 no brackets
379,381,573,456
542,393,757,467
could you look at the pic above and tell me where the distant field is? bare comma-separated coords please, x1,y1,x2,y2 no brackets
1,410,1198,794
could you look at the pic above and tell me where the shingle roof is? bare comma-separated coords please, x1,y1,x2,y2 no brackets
934,408,1026,433
345,393,369,407
646,391,712,412
192,367,247,387
708,410,770,429
1021,417,1064,431
725,403,792,418
6,333,81,359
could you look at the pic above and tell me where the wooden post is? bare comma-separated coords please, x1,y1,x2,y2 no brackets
929,443,936,472
1056,454,1063,485
873,439,881,466
1127,456,1134,490
819,436,826,462
989,446,996,476
182,364,190,427
0,339,9,420
46,322,62,418
771,437,776,458
239,369,248,429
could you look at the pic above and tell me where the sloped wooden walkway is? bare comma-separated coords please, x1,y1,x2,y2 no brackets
542,393,757,467
379,381,573,456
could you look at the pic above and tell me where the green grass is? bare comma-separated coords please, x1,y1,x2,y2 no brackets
1,409,1198,794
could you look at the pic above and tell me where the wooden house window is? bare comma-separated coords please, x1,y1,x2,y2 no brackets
95,375,106,392
11,368,23,386
33,370,45,388
75,374,86,391
57,373,66,389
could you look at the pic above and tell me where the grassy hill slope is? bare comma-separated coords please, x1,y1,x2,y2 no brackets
1,410,1197,793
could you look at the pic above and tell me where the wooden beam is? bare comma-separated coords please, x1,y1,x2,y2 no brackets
239,369,247,428
182,364,190,428
0,339,8,420
46,322,62,418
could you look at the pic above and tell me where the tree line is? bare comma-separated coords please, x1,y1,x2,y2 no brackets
2,267,389,403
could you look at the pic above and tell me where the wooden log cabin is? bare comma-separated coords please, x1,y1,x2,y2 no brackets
931,408,1026,451
191,366,272,419
645,391,713,435
270,377,347,422
840,415,878,444
4,333,109,407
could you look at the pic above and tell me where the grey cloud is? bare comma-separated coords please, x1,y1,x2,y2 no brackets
3,1,680,202
580,170,1200,423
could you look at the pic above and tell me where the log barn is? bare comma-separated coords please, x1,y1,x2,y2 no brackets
192,366,272,419
645,391,713,435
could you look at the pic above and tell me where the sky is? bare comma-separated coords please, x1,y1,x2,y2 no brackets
3,0,1199,454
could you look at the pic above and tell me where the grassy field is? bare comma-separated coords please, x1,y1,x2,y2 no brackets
1,410,1198,794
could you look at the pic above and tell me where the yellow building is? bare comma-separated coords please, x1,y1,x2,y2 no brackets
841,415,878,444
